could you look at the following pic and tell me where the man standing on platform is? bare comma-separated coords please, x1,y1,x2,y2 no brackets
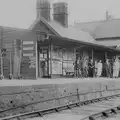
88,58,94,77
83,59,88,78
113,57,120,78
97,60,103,77
105,59,110,78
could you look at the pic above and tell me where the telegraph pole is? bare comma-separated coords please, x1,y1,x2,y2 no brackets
0,27,4,79
0,27,7,80
9,51,13,79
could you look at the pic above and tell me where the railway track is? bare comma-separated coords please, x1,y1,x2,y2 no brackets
1,94,120,120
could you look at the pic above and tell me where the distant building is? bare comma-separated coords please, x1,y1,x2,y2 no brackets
74,11,120,48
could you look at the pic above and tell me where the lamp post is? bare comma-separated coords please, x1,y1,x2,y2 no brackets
36,31,51,78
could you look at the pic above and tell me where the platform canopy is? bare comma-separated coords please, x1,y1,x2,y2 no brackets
49,35,120,54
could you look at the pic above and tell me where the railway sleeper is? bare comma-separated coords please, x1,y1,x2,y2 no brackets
88,106,120,120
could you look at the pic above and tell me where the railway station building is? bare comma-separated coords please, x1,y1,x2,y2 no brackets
0,0,120,79
75,11,120,49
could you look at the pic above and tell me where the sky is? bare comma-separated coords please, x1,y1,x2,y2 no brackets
0,0,120,29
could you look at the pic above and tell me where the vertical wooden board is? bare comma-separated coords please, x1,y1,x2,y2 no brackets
117,89,120,94
57,97,69,106
91,92,97,100
64,83,77,95
42,100,59,109
62,96,78,104
0,94,22,111
31,84,56,90
114,81,120,89
110,90,115,96
16,93,33,105
77,82,92,94
100,83,108,91
55,83,77,98
86,93,93,100
55,84,68,97
3,107,27,118
33,99,58,111
79,94,86,102
101,91,108,97
22,85,57,102
95,92,101,99
39,88,57,100
0,86,25,95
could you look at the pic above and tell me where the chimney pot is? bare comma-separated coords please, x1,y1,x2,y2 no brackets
36,0,51,21
53,2,68,27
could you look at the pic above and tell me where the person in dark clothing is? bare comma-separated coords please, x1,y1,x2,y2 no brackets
88,59,94,77
105,59,110,77
109,59,113,78
74,60,78,77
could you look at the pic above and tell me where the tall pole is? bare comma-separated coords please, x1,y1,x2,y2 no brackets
9,51,13,79
0,52,3,77
74,48,76,77
36,41,38,79
0,27,4,79
50,40,52,77
92,49,94,61
10,52,12,75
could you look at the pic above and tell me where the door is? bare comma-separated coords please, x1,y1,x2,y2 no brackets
39,47,49,78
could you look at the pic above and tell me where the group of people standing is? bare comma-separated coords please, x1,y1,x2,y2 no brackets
75,57,120,78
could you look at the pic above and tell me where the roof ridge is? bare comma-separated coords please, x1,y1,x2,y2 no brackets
75,19,105,24
0,25,28,30
75,18,120,25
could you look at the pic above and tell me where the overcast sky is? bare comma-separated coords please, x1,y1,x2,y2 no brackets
0,0,120,28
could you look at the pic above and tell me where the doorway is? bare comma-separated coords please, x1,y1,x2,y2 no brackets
39,46,49,78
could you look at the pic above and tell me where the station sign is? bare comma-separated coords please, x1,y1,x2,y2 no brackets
22,40,34,57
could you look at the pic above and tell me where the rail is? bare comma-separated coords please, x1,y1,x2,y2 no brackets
0,89,119,114
1,94,120,120
82,105,120,120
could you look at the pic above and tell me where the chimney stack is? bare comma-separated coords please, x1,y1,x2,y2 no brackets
106,11,109,20
36,0,51,21
53,2,68,27
105,11,113,20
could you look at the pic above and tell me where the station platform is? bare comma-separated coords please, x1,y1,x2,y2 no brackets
0,77,120,118
0,77,119,86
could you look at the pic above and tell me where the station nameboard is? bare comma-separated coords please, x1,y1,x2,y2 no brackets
22,40,34,57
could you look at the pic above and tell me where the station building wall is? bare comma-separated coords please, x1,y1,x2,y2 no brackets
35,21,94,77
0,30,37,79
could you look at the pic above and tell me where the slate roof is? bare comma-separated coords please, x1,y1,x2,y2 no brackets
95,39,120,47
94,19,120,39
74,20,105,37
0,26,29,39
29,17,95,43
0,17,120,53
75,19,120,39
